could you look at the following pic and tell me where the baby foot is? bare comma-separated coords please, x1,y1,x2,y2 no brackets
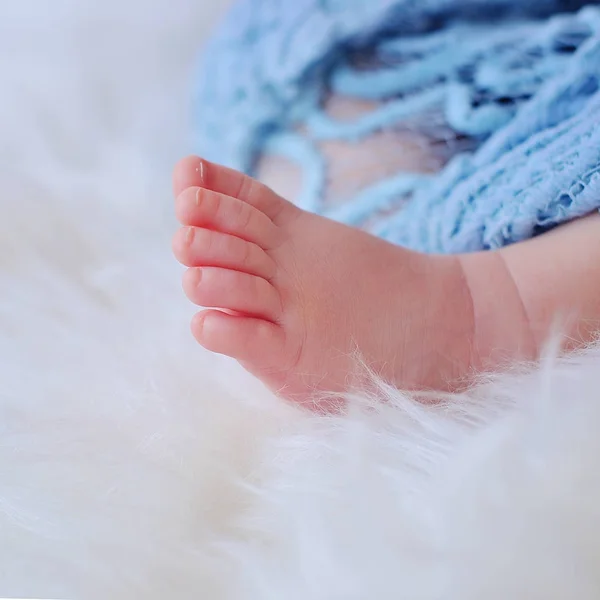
172,157,530,402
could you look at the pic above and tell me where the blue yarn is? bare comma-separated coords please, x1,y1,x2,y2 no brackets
194,0,600,253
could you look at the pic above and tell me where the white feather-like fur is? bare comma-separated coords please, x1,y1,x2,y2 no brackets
1,1,600,598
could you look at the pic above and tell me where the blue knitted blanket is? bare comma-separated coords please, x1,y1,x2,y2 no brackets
194,0,600,253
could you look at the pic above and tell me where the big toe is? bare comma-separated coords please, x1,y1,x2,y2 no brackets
173,155,205,197
174,156,297,224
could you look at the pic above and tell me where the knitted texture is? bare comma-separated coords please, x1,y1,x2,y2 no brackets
194,0,600,252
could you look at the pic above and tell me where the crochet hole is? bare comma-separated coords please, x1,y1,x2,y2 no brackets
495,96,516,106
456,64,475,84
570,182,585,196
557,193,573,208
579,76,599,97
551,26,591,54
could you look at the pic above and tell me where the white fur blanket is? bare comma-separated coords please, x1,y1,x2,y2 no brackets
1,1,600,598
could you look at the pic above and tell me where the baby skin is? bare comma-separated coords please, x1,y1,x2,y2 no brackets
172,155,600,402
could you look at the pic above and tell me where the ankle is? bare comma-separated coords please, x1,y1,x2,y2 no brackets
406,253,477,390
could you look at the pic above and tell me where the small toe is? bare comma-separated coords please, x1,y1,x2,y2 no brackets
183,267,282,321
172,227,276,280
175,186,279,248
192,309,286,368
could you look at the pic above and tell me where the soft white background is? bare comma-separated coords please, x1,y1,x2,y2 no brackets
1,2,600,599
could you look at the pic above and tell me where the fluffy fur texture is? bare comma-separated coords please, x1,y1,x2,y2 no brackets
1,1,600,598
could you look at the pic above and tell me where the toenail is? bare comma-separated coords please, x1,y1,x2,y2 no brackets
195,313,205,336
185,227,195,245
194,268,203,286
195,160,206,185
